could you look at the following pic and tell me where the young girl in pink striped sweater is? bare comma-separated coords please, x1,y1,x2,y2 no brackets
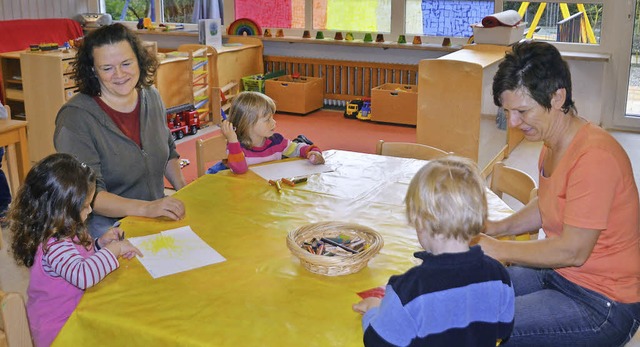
9,153,142,347
207,91,324,174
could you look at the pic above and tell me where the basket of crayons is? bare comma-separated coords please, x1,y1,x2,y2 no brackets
286,221,384,276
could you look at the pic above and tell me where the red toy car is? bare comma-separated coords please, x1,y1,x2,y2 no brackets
166,104,201,140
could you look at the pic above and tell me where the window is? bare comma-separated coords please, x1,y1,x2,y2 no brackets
103,0,221,24
234,0,305,29
312,0,391,32
503,1,603,44
406,0,494,38
105,0,160,22
102,0,605,45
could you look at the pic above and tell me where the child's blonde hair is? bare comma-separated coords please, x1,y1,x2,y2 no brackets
228,91,276,148
405,156,487,241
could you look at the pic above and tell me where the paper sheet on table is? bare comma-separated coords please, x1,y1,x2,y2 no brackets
128,226,226,279
249,160,333,181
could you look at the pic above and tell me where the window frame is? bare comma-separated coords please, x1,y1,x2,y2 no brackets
100,0,611,49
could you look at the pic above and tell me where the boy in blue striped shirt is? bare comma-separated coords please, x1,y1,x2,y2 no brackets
353,156,514,346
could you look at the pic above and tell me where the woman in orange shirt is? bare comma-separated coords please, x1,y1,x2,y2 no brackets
477,40,640,346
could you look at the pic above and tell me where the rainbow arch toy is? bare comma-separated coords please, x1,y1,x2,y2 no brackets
227,18,262,36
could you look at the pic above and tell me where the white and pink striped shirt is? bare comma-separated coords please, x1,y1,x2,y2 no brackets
42,238,118,290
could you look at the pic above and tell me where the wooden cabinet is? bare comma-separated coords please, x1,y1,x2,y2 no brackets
417,44,523,177
20,50,77,163
0,51,26,120
211,36,264,90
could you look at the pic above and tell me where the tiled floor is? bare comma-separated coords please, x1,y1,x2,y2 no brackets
1,129,639,305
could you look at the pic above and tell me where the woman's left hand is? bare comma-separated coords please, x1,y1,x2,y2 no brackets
143,196,186,220
307,151,325,165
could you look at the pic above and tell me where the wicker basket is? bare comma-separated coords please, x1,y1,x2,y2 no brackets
286,221,384,276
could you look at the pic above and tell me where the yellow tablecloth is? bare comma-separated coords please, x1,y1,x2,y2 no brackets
53,150,513,347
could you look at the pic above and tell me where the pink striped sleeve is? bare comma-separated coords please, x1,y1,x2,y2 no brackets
227,141,249,174
44,239,119,290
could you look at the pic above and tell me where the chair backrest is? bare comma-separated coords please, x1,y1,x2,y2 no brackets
196,133,227,177
0,290,33,347
376,140,449,161
0,105,7,251
490,161,537,206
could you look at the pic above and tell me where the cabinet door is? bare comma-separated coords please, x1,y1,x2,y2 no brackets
21,51,75,163
0,53,26,119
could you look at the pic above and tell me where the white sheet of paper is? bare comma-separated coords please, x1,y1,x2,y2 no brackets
249,160,332,181
128,226,226,279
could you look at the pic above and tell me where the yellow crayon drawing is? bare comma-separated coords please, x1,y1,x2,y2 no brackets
140,235,180,255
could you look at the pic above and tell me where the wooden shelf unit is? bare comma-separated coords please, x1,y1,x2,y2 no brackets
155,54,193,111
20,49,78,163
178,44,213,124
417,44,524,177
0,51,26,120
212,36,264,90
174,37,263,125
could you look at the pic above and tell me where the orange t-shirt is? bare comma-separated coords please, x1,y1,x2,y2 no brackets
538,123,640,303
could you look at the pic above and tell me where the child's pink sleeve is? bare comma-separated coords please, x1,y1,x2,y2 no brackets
226,141,248,174
44,240,119,290
300,145,321,158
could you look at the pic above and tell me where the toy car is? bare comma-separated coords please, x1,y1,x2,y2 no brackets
166,103,201,140
344,97,372,121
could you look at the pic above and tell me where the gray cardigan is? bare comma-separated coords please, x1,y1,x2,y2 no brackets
54,87,179,238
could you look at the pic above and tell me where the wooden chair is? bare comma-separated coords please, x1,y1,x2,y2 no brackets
0,105,9,250
490,161,538,240
195,133,227,177
0,290,33,347
376,140,450,161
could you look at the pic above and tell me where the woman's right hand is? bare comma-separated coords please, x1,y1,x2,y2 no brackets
220,120,238,143
143,196,186,221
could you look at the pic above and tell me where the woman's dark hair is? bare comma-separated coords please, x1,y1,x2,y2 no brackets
73,23,158,96
492,40,576,114
9,153,96,267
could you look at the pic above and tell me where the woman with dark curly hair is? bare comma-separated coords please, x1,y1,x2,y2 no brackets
9,153,141,347
54,23,186,239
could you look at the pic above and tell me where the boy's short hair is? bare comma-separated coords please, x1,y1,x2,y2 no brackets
405,156,487,241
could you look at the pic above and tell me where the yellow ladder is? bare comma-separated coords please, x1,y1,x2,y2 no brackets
518,2,597,43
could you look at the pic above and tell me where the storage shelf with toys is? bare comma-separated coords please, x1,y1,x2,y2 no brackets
156,44,214,129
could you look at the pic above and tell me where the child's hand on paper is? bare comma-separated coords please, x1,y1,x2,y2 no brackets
220,120,238,143
105,239,143,260
352,297,382,314
97,227,124,249
307,151,324,165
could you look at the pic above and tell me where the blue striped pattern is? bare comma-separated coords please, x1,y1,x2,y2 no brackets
360,246,514,346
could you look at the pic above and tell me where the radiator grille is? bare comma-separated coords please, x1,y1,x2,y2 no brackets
264,55,418,101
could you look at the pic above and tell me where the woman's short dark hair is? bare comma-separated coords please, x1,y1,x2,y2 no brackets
73,23,158,96
492,40,576,114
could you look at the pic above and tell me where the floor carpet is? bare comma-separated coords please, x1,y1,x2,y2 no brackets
173,109,417,184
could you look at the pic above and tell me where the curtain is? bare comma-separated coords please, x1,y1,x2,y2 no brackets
193,0,224,23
